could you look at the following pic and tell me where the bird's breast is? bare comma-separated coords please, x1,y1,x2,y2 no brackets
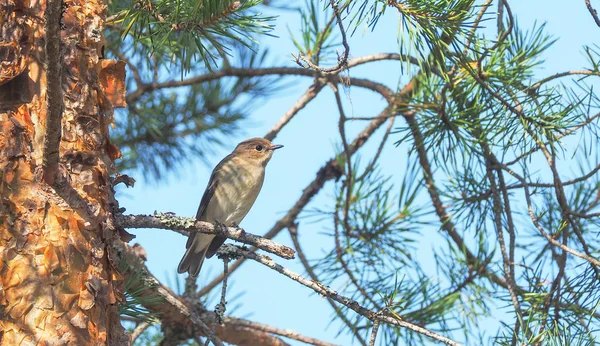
205,161,265,225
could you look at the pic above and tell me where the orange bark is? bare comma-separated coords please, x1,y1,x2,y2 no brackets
0,0,127,343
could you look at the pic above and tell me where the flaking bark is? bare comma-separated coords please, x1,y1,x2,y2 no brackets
0,0,128,343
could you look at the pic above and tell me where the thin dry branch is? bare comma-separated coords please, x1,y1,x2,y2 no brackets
368,321,380,346
224,317,339,346
205,259,229,346
347,53,422,70
131,321,152,344
126,66,394,104
295,0,349,74
114,242,224,346
43,0,64,185
217,244,462,346
289,224,368,346
585,0,600,27
115,213,295,260
264,80,326,141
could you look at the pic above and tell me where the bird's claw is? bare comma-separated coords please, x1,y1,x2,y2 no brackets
214,219,228,233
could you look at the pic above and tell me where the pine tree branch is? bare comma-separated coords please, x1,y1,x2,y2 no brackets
115,213,295,260
294,0,350,74
288,224,368,346
217,244,462,346
113,242,332,346
125,66,394,104
114,242,225,346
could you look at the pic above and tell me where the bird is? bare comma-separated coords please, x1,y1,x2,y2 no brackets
177,137,283,278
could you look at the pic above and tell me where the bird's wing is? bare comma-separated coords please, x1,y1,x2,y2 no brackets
195,173,218,221
195,153,234,220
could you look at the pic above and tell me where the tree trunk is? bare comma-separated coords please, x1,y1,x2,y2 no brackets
0,0,128,343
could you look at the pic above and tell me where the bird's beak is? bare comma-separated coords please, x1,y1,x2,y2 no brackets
270,144,284,151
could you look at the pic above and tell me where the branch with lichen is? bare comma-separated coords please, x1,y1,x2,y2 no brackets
217,244,462,346
115,213,295,260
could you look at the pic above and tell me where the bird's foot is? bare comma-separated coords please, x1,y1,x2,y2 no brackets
214,219,228,234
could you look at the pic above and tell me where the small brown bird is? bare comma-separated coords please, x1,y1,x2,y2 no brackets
177,138,283,277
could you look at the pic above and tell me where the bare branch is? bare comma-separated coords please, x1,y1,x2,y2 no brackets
264,80,326,141
289,224,368,346
529,69,600,90
115,213,295,260
585,0,600,27
368,321,380,346
218,244,462,346
205,259,229,346
131,321,151,344
126,66,394,104
224,317,339,346
43,0,64,185
347,53,422,70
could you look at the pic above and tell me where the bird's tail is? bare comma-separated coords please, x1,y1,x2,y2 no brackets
177,233,215,278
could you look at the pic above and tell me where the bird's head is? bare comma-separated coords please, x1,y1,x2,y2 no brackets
233,137,283,166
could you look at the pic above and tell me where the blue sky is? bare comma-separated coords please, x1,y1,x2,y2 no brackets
117,1,600,344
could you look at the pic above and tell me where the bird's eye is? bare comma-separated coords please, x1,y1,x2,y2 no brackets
255,145,264,152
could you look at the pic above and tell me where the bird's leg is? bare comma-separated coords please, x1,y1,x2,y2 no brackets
214,219,228,235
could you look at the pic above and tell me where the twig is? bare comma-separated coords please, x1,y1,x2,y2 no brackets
499,164,600,267
356,117,395,182
295,0,350,74
264,80,326,141
126,66,394,104
205,259,229,346
529,70,599,91
506,111,600,166
224,316,340,346
131,321,151,344
43,0,64,185
289,224,368,346
347,53,423,70
115,213,295,260
472,127,525,339
217,244,462,346
585,0,600,27
331,83,354,235
404,115,519,293
368,321,380,346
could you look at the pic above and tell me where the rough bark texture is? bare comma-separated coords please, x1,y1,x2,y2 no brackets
0,0,128,343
